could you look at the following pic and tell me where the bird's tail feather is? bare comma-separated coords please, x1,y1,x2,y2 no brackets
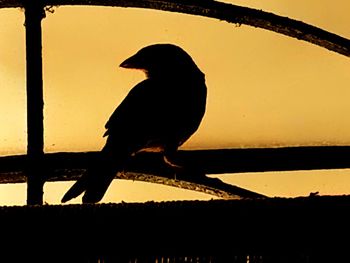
61,172,88,203
61,155,118,203
82,165,117,203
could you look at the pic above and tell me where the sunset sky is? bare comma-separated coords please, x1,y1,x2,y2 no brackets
0,0,349,205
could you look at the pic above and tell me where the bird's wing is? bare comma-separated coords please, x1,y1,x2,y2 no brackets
104,80,150,136
104,76,207,154
62,79,164,203
103,79,173,153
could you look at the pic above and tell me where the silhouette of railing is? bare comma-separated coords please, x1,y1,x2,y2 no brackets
0,0,349,205
1,1,350,261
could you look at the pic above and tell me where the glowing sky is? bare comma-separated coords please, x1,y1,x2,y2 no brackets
0,0,349,204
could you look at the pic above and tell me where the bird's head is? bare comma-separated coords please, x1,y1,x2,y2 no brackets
120,44,204,79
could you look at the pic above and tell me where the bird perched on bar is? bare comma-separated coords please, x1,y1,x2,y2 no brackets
61,43,207,203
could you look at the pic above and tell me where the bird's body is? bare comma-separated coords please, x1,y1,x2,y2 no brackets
62,44,207,203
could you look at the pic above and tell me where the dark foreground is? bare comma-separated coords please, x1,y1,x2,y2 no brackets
1,196,349,262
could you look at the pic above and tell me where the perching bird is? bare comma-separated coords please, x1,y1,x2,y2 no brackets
61,43,207,203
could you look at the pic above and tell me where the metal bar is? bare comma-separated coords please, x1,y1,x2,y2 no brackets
24,0,45,205
0,0,349,57
42,0,350,57
1,146,350,183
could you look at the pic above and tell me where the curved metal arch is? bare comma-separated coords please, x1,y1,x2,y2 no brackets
1,0,350,57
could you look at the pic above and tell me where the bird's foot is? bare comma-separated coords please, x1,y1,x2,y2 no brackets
163,155,183,169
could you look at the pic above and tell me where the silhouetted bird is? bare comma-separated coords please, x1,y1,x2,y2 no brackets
61,44,207,203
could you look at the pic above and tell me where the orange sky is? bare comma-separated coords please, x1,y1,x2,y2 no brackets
0,0,349,204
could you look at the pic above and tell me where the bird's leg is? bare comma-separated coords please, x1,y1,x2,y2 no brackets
163,155,182,169
163,148,183,180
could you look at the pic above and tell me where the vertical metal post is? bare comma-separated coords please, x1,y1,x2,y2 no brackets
25,1,45,205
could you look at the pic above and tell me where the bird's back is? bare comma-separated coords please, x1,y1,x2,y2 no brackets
103,73,206,156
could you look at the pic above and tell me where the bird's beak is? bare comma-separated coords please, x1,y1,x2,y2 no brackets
119,54,141,69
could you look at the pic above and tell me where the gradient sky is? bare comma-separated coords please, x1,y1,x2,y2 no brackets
0,0,349,205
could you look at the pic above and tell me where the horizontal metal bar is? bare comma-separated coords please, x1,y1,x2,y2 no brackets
1,146,350,184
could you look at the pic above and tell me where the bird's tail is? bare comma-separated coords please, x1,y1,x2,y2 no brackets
61,153,118,204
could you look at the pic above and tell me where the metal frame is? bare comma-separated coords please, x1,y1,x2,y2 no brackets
0,0,349,204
